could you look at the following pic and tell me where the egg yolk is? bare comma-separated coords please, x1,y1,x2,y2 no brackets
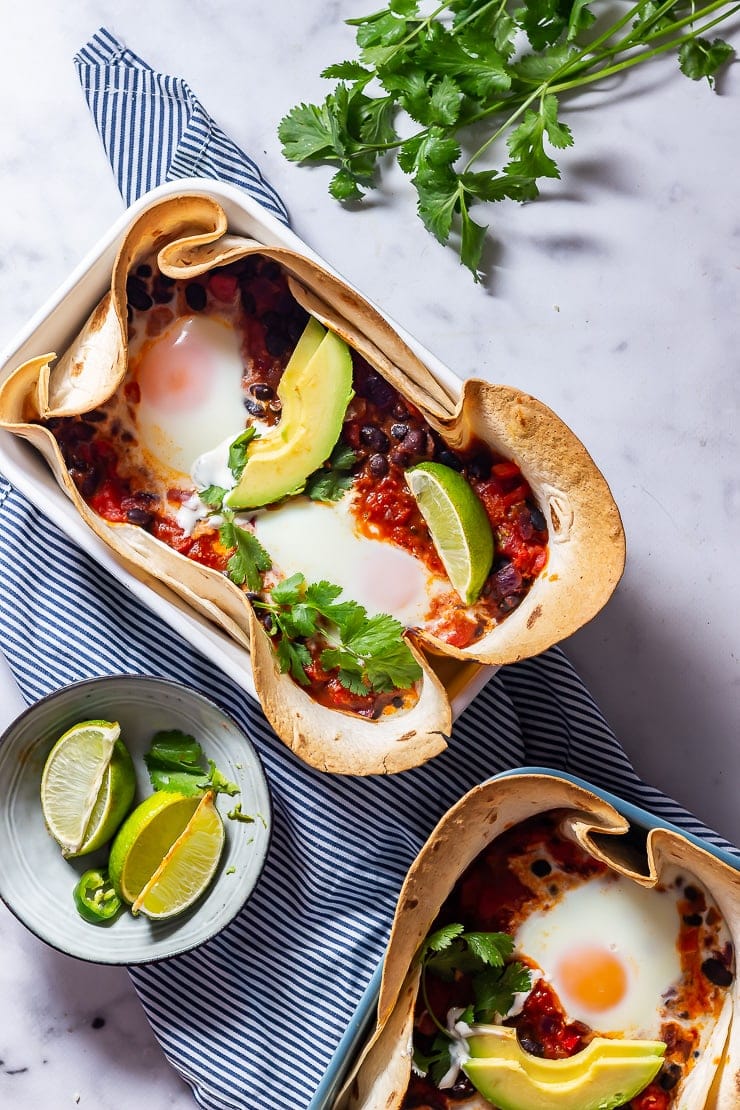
556,946,628,1012
136,317,218,412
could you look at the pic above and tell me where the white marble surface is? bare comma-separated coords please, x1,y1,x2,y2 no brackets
0,2,738,1107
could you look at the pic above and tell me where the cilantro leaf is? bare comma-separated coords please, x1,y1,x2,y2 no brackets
228,427,258,481
506,94,572,180
423,922,465,954
279,101,336,162
414,1031,453,1086
305,441,358,502
199,484,227,509
474,961,532,1021
321,60,373,80
259,576,422,695
678,37,734,85
464,931,514,966
145,732,239,797
220,521,272,591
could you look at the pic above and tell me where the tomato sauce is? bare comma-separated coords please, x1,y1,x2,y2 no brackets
47,253,549,714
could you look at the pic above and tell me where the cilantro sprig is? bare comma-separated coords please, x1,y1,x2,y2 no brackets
305,441,359,502
144,730,240,798
413,923,532,1083
254,572,423,694
279,0,737,280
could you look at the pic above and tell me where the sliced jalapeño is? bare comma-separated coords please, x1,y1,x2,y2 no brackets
73,868,122,924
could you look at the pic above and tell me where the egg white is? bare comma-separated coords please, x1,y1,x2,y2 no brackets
132,314,246,476
252,496,433,627
515,874,682,1038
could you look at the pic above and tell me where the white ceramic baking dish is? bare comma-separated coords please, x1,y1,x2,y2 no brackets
0,178,494,714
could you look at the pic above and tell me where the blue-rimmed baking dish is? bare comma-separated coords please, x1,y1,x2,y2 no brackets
308,765,740,1110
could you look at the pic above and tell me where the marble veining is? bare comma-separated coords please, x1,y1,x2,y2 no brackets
0,2,738,1107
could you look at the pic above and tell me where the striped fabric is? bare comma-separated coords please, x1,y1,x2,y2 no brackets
74,27,289,223
0,28,734,1110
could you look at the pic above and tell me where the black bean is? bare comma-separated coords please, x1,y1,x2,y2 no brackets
152,281,174,304
531,858,551,878
518,1035,542,1056
683,913,703,927
359,425,389,452
286,313,308,344
241,256,260,279
240,289,257,315
390,422,408,440
390,448,411,468
82,409,107,423
404,428,427,454
500,594,523,614
185,283,207,311
126,276,153,312
261,259,281,281
684,885,700,902
467,454,492,480
448,1075,475,1099
368,454,389,477
265,328,290,357
252,383,274,401
392,401,408,420
529,505,547,532
659,1064,682,1092
363,373,395,408
244,397,266,417
69,422,95,443
494,560,523,596
78,470,100,498
134,490,159,505
159,274,176,288
126,507,153,527
437,448,463,471
701,957,733,987
135,264,152,279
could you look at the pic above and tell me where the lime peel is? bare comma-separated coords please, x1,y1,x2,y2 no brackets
406,461,494,606
40,720,125,856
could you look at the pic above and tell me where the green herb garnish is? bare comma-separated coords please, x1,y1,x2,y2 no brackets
145,730,240,797
219,520,272,591
279,0,736,280
305,441,359,502
226,803,256,823
413,924,532,1081
254,572,423,694
228,427,259,481
199,484,228,509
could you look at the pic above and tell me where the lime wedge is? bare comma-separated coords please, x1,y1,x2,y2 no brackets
406,461,494,605
40,720,133,857
109,791,225,920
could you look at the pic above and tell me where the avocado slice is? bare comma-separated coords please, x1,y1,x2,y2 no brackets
462,1028,665,1110
224,318,353,510
467,1026,665,1079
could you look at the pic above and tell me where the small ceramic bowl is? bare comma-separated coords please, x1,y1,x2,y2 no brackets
0,674,272,964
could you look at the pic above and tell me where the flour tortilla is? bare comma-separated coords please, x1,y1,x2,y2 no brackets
0,193,624,772
337,774,739,1108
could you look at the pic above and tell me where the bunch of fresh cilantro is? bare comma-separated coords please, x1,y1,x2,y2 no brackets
279,0,737,280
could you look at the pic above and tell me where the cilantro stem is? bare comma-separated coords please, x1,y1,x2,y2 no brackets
420,966,450,1039
551,4,740,93
281,0,737,278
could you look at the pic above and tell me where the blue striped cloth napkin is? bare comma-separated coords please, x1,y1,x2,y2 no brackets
0,27,735,1110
